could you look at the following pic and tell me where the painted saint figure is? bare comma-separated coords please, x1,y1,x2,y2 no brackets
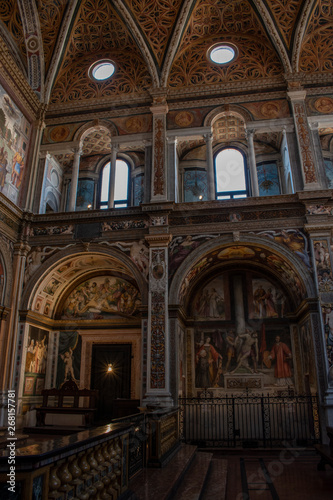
195,337,222,387
231,329,259,374
269,336,292,386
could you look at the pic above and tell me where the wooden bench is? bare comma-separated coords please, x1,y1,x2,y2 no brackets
315,426,333,470
36,379,98,428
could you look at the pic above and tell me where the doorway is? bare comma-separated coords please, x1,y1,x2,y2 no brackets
91,343,131,420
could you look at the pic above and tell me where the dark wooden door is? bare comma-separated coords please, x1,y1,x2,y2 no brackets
91,343,131,420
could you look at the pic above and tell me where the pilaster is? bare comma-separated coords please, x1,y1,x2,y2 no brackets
143,232,173,407
150,94,168,202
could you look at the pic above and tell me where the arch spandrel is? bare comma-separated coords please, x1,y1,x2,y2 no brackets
22,245,148,318
169,233,316,309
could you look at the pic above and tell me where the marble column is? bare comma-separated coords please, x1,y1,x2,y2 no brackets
68,147,82,212
150,98,168,202
288,90,321,190
143,143,152,204
108,144,118,209
204,132,215,200
233,275,246,334
245,129,259,197
143,234,173,407
167,136,178,202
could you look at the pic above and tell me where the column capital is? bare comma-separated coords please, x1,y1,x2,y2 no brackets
150,104,169,115
245,128,256,139
203,132,213,143
71,146,82,156
13,242,30,257
308,121,319,131
145,234,172,247
166,136,177,146
287,90,307,102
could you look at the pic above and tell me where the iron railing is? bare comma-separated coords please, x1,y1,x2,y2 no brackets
179,391,320,448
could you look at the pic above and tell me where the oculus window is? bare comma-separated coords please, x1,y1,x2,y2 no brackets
100,159,130,209
208,43,238,65
215,148,248,199
89,60,115,81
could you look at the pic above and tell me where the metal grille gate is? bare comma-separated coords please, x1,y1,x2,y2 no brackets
179,392,320,447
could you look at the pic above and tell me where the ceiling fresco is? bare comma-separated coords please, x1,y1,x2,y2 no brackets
0,1,330,107
0,1,332,166
263,0,304,49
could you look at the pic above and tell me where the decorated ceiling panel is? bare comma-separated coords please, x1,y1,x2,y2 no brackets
263,0,303,49
49,0,152,104
0,1,26,65
299,0,333,73
36,0,68,73
168,0,284,88
213,115,245,142
123,0,183,67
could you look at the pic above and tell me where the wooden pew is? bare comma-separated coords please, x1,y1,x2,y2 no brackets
36,379,98,428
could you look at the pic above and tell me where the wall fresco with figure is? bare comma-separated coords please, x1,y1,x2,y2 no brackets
193,276,229,320
251,279,286,319
61,276,141,319
24,327,49,396
299,320,317,391
193,325,293,390
0,84,31,205
56,331,82,388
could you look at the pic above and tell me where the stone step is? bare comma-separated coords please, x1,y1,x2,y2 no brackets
128,443,197,500
201,458,228,500
173,451,213,500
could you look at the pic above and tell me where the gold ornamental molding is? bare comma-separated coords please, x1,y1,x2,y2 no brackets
145,234,172,247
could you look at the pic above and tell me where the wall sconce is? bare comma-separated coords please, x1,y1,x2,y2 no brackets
87,204,92,210
198,195,203,201
107,363,113,373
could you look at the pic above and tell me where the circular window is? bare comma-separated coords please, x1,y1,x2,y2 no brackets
208,44,237,65
89,60,115,81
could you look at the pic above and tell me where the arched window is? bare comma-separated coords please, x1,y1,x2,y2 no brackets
215,148,248,199
100,159,130,209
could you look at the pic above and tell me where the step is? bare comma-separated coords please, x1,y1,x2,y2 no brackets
173,451,213,500
201,458,228,500
129,443,197,500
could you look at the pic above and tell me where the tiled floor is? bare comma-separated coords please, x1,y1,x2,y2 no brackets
221,450,333,500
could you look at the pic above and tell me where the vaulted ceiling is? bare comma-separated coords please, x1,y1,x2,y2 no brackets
0,0,332,110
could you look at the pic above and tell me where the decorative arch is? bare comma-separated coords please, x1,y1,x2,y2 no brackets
204,105,252,127
73,121,118,144
17,0,45,97
292,0,317,72
21,244,148,317
169,233,315,307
